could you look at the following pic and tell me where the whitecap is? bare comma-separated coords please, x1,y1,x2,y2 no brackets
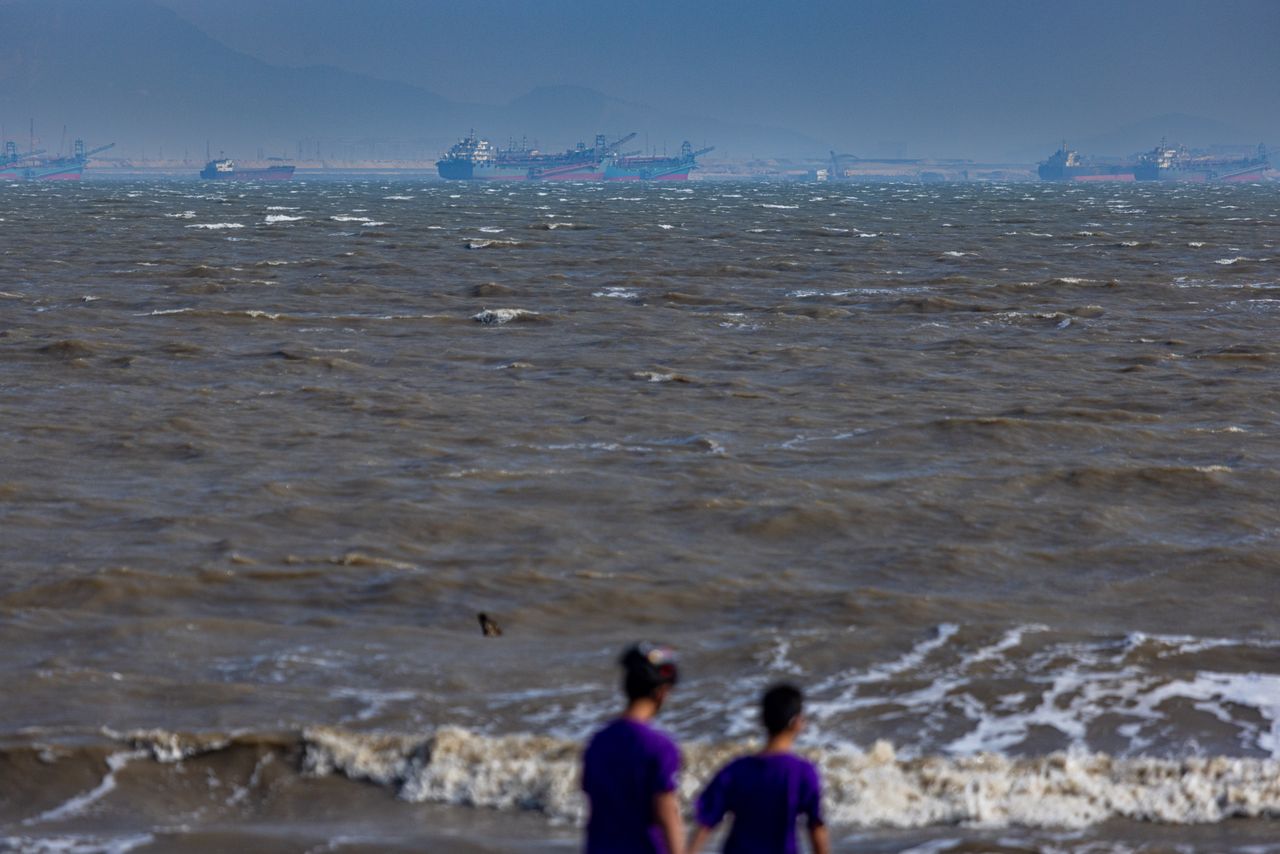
473,308,539,325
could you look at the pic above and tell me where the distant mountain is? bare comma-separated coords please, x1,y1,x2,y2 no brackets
0,0,469,157
0,0,818,161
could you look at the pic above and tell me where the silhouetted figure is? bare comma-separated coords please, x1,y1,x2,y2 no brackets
477,612,502,637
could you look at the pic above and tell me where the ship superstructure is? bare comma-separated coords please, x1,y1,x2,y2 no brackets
437,131,709,181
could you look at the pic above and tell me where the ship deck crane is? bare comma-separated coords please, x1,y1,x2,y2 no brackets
75,141,116,160
3,142,46,164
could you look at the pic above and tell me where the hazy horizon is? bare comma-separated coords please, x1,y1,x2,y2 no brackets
1,0,1278,162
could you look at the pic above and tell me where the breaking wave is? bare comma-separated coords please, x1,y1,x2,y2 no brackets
13,727,1278,832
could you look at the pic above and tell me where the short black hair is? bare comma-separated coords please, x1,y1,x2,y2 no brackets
762,683,804,735
620,643,679,700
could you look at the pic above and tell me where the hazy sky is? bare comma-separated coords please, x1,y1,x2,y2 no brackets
155,0,1280,158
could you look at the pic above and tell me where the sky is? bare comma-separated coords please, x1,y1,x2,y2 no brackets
152,0,1280,159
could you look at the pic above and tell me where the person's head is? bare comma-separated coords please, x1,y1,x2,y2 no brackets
762,683,805,737
620,642,679,712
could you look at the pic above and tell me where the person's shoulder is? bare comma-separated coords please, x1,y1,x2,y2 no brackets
787,753,822,782
585,718,625,749
763,752,820,777
639,721,680,756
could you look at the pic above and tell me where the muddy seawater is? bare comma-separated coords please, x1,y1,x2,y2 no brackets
1,179,1278,853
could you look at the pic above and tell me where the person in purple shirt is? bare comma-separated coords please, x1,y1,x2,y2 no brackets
582,642,685,854
688,684,829,854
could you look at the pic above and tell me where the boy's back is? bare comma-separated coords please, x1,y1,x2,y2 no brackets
695,752,822,854
583,717,681,853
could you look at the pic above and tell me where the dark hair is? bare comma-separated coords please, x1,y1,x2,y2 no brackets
762,683,804,735
620,642,679,700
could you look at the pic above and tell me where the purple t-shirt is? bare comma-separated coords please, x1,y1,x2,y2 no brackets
582,718,682,854
695,753,824,854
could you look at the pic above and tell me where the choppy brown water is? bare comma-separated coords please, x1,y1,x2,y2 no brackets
1,180,1278,852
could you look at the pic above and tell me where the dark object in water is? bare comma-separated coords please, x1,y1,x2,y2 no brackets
477,612,502,637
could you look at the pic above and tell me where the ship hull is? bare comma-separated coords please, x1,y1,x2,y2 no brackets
200,166,295,181
0,164,85,181
1037,164,1134,182
437,159,604,181
603,171,691,182
1134,167,1264,183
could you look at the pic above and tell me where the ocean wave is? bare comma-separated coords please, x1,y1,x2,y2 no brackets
11,726,1276,833
465,239,528,249
472,308,542,325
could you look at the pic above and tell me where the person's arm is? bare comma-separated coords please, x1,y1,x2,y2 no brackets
686,822,715,854
654,790,685,854
808,822,830,854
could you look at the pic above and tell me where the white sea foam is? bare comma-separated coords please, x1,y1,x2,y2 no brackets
264,214,304,223
592,287,639,299
23,751,145,825
473,308,539,325
0,834,155,853
1216,257,1249,265
185,222,244,230
330,215,386,225
759,204,800,209
289,725,1280,830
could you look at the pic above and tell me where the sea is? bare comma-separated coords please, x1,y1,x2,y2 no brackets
1,178,1278,853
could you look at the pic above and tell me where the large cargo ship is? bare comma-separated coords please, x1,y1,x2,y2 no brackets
200,158,295,181
436,132,622,181
437,131,710,181
0,139,114,181
1037,143,1134,182
1133,142,1269,183
605,141,715,181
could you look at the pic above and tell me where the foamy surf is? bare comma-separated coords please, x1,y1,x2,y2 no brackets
66,726,1279,831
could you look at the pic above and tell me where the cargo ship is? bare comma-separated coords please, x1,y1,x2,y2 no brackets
605,141,715,181
200,158,295,181
437,131,635,181
1133,142,1269,183
1037,143,1134,182
437,131,710,181
0,139,114,181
